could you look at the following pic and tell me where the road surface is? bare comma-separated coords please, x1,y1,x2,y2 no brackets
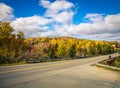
0,53,120,88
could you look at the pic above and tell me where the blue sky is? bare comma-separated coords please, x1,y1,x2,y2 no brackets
0,0,120,41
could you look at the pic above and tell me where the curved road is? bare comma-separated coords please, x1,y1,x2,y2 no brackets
0,53,120,88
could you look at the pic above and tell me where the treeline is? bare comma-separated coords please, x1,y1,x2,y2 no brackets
25,37,114,61
0,22,118,64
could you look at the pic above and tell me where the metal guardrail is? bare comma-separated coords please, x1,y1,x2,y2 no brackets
25,57,59,63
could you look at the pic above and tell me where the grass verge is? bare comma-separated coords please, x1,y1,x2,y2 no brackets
0,62,27,67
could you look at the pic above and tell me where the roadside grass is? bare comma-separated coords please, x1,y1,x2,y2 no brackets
0,62,27,67
110,57,120,68
0,58,77,66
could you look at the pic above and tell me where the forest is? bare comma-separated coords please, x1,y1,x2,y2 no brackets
0,22,119,64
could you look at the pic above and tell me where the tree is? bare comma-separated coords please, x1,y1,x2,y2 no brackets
0,22,26,63
56,44,65,58
89,44,96,55
0,22,14,49
101,44,110,54
48,44,55,58
0,22,14,63
68,44,76,58
17,31,25,53
17,31,24,40
97,43,102,54
0,22,14,38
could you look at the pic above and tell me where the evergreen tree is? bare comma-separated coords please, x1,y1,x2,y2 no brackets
68,44,76,58
48,45,55,58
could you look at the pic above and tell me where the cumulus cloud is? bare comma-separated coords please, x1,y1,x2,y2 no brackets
85,13,104,23
53,11,74,24
1,0,119,40
10,0,75,37
70,13,120,40
0,3,14,21
40,0,75,24
40,0,74,17
11,15,52,37
46,12,120,40
40,0,51,8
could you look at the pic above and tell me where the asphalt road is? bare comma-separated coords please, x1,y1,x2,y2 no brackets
0,53,120,88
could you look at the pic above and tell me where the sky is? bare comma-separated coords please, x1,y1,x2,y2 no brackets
0,0,120,41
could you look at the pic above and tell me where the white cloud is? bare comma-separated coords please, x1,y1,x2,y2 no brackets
40,0,75,25
30,30,59,38
10,0,75,38
0,3,14,21
40,0,74,17
40,0,51,8
85,13,104,23
12,15,51,26
105,14,120,32
105,14,120,25
41,30,59,37
53,11,74,24
11,15,52,37
1,0,118,41
54,25,70,36
88,33,120,41
69,13,120,40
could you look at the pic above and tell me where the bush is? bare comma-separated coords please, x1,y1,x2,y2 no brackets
111,57,120,68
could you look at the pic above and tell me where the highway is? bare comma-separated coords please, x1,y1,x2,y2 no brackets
0,53,120,88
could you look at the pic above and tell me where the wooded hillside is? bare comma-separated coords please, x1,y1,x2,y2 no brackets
0,22,119,64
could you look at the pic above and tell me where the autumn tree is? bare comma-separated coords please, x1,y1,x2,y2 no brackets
0,22,26,63
0,22,14,63
56,44,65,58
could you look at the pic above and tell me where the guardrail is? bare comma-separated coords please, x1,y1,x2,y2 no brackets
96,63,120,71
96,56,120,71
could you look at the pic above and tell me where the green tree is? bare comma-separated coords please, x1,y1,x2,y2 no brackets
48,45,55,58
17,31,24,40
97,43,102,54
56,44,65,58
89,44,95,55
68,44,76,58
101,44,110,54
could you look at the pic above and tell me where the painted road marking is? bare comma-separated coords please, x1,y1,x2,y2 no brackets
0,61,76,74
